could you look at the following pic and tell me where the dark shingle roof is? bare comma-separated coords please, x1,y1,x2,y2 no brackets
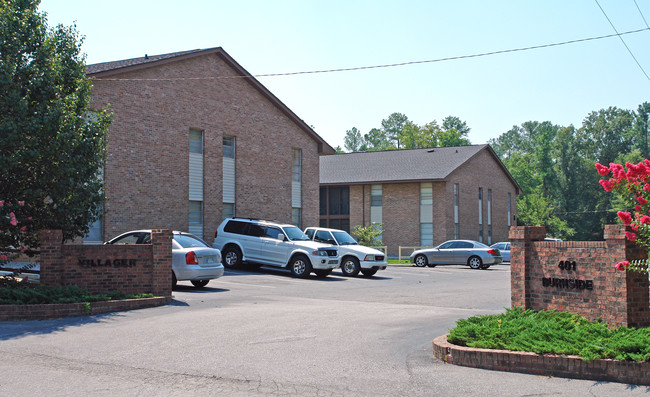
321,145,501,185
86,49,205,75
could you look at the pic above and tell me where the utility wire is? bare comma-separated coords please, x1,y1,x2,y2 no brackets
594,0,650,82
92,28,650,81
634,0,650,29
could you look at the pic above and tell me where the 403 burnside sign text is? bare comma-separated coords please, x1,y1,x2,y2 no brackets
541,260,594,291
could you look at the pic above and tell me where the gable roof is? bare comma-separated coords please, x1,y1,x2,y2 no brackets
85,47,335,155
320,145,521,193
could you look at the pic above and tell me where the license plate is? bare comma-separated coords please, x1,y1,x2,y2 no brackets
204,256,216,264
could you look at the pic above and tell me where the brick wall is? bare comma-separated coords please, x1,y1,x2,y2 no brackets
383,183,420,255
40,229,172,297
90,52,322,244
509,225,650,327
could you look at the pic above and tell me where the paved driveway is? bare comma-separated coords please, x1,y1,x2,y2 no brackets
1,264,647,396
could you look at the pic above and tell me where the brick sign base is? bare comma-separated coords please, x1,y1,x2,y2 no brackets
433,334,650,386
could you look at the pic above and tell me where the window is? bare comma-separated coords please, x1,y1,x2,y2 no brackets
189,200,203,238
292,149,301,182
223,136,235,158
370,185,382,242
319,186,350,231
223,203,234,220
189,129,204,238
487,189,492,244
420,183,433,246
315,230,335,244
292,207,302,228
507,192,512,227
189,129,203,154
454,184,459,239
224,220,248,235
478,188,483,243
263,227,283,240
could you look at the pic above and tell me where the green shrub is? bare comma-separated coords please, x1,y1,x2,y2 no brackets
0,281,154,305
448,308,650,362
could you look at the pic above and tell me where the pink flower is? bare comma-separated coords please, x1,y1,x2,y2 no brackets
615,261,629,271
27,217,32,220
20,226,26,232
0,201,3,207
595,163,609,176
638,196,648,205
599,179,614,192
0,254,6,261
631,223,639,231
625,231,637,241
9,212,18,226
618,211,632,225
635,205,642,212
18,201,24,206
642,216,650,225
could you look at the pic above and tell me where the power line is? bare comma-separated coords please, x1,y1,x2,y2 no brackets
594,0,650,82
634,0,650,29
92,28,650,82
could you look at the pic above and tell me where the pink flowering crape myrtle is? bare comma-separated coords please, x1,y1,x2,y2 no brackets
597,161,650,273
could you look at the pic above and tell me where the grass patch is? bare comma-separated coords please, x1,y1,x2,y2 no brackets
0,278,154,305
448,308,650,362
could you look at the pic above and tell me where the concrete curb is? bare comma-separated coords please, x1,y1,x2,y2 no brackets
433,334,650,386
0,296,171,321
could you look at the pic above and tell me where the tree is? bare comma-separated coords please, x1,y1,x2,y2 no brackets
381,112,409,148
343,127,365,152
0,0,111,250
352,223,383,246
364,128,393,151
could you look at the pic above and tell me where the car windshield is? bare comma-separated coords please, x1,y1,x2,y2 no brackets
283,226,310,241
174,234,209,248
332,231,358,245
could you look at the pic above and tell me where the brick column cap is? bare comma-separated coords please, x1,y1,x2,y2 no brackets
509,226,546,241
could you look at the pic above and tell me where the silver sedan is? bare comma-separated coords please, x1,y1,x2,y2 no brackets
410,240,503,270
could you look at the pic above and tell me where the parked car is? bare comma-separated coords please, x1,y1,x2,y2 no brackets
490,242,510,262
213,218,339,278
106,230,223,289
304,227,387,277
410,240,502,269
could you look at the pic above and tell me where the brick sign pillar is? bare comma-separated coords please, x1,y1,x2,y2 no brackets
509,225,546,309
151,229,172,297
40,229,64,287
509,225,650,328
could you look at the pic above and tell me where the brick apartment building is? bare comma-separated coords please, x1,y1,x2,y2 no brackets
319,145,520,255
85,47,334,244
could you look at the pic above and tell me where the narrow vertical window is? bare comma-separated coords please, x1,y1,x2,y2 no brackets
454,184,459,239
370,184,383,243
487,189,492,244
478,188,483,243
507,192,512,227
189,129,203,238
292,149,302,227
223,136,236,220
420,182,433,246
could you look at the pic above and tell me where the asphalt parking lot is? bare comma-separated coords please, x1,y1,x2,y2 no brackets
1,264,648,396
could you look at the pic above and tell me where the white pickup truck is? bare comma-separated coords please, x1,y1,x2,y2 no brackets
303,227,387,277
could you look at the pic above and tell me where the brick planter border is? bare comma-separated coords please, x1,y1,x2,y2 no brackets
433,334,650,386
0,296,171,321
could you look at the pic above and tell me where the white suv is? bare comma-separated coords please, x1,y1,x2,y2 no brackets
213,218,340,278
304,227,388,277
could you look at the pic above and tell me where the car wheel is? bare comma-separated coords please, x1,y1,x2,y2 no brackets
172,271,177,289
314,269,332,278
191,280,209,288
222,246,242,269
414,254,428,267
361,268,378,277
289,255,312,278
341,257,361,277
468,256,483,269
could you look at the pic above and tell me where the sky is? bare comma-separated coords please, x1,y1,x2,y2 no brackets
38,0,650,150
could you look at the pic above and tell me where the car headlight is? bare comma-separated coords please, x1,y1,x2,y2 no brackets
364,255,375,261
312,250,328,256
